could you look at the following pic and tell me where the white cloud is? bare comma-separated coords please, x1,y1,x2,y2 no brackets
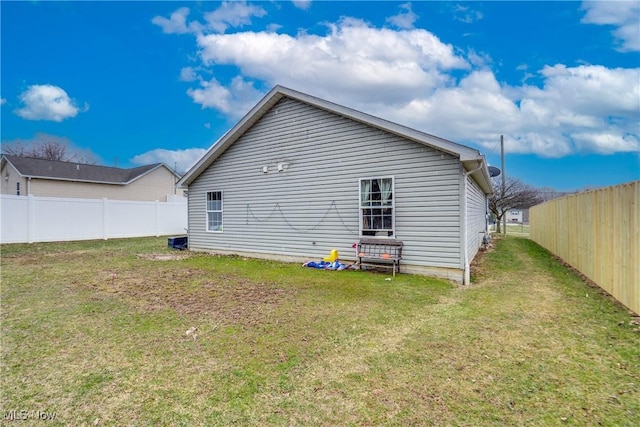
180,66,199,82
344,63,638,158
453,4,483,24
195,17,467,108
383,70,520,145
0,98,6,105
292,0,312,11
392,64,640,157
534,65,639,119
203,1,267,33
505,64,640,156
160,6,639,158
581,1,640,52
14,84,85,122
386,3,418,30
153,2,266,36
266,23,282,33
152,7,193,34
187,78,231,111
186,76,263,118
572,132,640,154
130,148,207,174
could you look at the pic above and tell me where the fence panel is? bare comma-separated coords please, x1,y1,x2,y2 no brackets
34,197,105,242
0,195,187,244
0,195,29,244
106,199,158,239
530,181,639,315
158,201,189,236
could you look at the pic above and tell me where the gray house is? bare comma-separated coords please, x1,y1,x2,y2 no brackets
178,86,492,284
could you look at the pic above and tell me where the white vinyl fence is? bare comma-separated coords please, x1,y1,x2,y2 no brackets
0,195,187,244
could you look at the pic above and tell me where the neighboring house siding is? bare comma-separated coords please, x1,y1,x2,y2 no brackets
465,174,487,267
0,163,26,196
188,98,463,271
507,209,523,222
28,168,179,201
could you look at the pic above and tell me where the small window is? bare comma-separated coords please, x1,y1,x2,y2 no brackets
206,191,223,232
359,177,394,237
16,182,20,196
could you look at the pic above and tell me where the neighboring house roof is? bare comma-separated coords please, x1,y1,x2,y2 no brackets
178,85,493,193
1,155,179,185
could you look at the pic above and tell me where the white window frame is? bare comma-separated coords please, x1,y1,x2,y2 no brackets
359,177,395,238
206,191,223,233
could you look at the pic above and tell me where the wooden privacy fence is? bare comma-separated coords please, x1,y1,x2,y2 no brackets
0,194,187,244
530,180,639,315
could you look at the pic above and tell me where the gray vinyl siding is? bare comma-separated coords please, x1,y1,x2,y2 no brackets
188,98,463,269
465,174,487,264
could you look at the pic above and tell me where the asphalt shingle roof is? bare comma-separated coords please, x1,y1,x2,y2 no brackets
2,155,171,184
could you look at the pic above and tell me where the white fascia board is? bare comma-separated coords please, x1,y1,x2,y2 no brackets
124,164,177,185
462,159,493,195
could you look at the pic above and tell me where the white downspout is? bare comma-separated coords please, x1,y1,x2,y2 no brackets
462,160,484,286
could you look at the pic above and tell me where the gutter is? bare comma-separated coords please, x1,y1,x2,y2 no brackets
461,159,485,286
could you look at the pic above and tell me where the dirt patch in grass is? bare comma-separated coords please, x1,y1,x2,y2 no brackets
85,267,296,325
469,239,496,283
136,253,191,261
3,236,639,425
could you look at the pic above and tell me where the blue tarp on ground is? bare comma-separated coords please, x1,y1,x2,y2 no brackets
302,260,348,270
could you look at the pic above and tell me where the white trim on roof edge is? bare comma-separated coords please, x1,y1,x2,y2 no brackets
125,164,180,185
178,85,493,193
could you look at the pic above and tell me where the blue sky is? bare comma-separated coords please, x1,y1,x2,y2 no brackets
1,1,638,191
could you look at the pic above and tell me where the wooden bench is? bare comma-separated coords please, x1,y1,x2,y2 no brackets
356,238,403,276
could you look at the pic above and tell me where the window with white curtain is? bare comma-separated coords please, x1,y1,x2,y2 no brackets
359,177,394,237
206,191,223,232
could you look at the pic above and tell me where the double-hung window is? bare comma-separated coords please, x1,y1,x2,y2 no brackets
206,191,223,232
360,177,394,237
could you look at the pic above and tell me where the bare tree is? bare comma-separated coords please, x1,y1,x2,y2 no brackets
489,176,543,233
39,137,68,161
2,133,98,164
536,186,573,202
2,140,30,157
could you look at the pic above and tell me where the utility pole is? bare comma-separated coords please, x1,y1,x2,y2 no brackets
501,134,506,235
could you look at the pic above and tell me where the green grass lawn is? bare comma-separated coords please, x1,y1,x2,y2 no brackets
505,222,530,236
1,236,638,426
490,223,530,238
